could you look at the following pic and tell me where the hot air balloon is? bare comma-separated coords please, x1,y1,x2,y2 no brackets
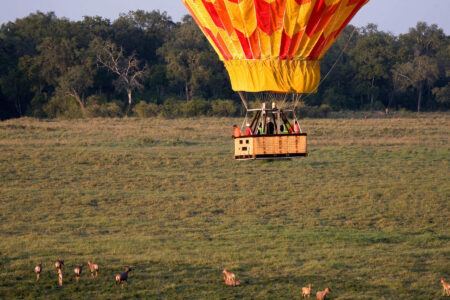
181,0,369,159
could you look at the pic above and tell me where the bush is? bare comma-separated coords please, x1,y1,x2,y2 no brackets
133,101,159,118
319,104,331,117
210,100,237,116
43,96,82,119
296,104,330,118
374,101,385,111
86,102,123,118
181,98,210,117
29,93,49,118
159,97,182,118
86,94,107,106
322,87,346,110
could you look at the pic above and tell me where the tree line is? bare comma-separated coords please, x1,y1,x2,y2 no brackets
0,10,448,120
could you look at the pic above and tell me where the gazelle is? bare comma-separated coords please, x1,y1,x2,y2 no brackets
316,287,332,300
302,284,312,299
87,261,99,278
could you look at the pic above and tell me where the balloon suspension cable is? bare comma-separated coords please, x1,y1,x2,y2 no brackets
302,26,359,103
279,93,288,109
238,91,249,111
259,92,288,109
240,111,248,130
293,94,303,133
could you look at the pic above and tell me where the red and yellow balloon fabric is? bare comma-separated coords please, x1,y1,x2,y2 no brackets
181,0,369,93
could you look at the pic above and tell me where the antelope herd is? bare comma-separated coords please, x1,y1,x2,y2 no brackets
32,262,449,298
36,260,103,287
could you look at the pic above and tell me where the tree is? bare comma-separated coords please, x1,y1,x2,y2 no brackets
0,69,31,117
158,16,220,101
56,64,94,116
112,10,174,69
398,22,446,58
393,55,439,112
394,23,445,112
350,24,395,110
432,83,450,108
19,37,96,117
95,40,148,112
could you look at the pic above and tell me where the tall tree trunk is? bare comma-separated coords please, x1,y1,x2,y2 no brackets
14,81,22,117
370,77,375,112
126,88,132,116
388,91,394,110
127,88,132,106
190,85,194,100
15,95,22,117
417,80,423,113
185,83,190,102
74,93,86,117
159,86,165,103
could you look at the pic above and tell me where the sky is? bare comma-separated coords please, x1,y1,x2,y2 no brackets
0,0,449,36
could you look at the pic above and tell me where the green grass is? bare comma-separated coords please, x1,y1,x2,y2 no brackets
0,115,449,299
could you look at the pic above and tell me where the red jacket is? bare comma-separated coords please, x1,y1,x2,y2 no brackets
233,127,242,138
245,126,253,136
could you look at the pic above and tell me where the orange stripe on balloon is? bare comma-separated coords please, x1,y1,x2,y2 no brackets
183,1,204,29
287,30,305,59
255,0,271,35
203,27,233,60
248,29,261,59
270,0,287,33
333,0,367,38
255,0,287,35
279,30,291,59
216,33,234,60
308,33,333,59
183,1,225,59
214,0,235,36
306,0,339,37
305,0,325,37
235,29,254,59
201,0,226,30
280,29,307,60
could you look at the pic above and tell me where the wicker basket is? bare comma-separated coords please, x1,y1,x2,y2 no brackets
234,134,307,160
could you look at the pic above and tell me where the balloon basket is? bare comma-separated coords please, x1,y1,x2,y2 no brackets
234,134,308,160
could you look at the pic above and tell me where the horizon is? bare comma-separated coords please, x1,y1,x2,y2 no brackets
0,0,449,36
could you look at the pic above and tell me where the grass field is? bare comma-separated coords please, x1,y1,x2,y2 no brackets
0,114,449,299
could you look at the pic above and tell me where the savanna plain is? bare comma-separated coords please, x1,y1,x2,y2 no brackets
0,114,448,299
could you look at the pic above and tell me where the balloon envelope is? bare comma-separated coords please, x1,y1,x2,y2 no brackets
181,0,369,93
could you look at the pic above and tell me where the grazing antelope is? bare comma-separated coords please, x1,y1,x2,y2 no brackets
222,269,240,286
87,261,99,278
302,284,312,299
55,260,64,271
74,265,83,283
58,269,63,286
34,263,42,281
442,279,450,296
116,267,132,286
316,287,332,300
